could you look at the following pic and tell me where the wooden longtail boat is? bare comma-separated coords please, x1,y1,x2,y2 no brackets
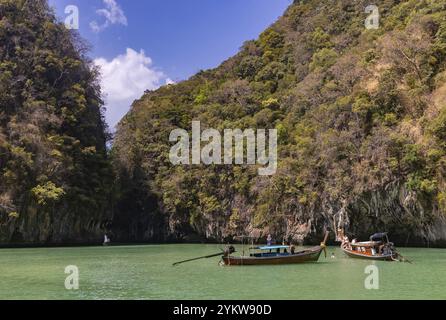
221,232,329,266
338,230,400,261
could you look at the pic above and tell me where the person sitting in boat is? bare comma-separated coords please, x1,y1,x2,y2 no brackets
343,236,352,250
290,243,295,254
379,243,385,254
267,234,272,246
381,242,395,255
282,241,288,254
379,240,392,255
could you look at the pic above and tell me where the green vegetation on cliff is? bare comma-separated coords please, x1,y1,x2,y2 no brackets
113,0,446,245
0,0,112,243
2,0,446,246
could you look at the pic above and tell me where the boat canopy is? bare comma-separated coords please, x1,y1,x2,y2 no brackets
369,232,388,241
253,245,290,250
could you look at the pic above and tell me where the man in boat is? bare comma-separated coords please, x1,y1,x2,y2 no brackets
342,235,352,250
267,234,272,246
379,243,385,254
282,239,296,254
282,240,288,253
381,242,395,255
372,232,389,254
224,245,236,257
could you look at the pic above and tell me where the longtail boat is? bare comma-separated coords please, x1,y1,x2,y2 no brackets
338,230,402,262
221,232,329,266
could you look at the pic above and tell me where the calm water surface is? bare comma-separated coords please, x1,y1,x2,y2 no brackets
0,244,445,300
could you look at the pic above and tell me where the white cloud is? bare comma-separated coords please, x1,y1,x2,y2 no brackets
90,0,127,33
94,48,171,130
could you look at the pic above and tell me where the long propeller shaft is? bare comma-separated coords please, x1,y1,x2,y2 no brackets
172,252,224,266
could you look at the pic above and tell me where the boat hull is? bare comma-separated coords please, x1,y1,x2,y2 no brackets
222,246,324,266
341,247,394,261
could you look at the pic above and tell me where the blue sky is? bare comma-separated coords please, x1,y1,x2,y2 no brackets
48,0,292,129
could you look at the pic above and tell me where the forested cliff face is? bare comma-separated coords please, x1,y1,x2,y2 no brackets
2,0,446,247
112,0,446,246
0,0,113,244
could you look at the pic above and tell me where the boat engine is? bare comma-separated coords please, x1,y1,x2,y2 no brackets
223,245,236,257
